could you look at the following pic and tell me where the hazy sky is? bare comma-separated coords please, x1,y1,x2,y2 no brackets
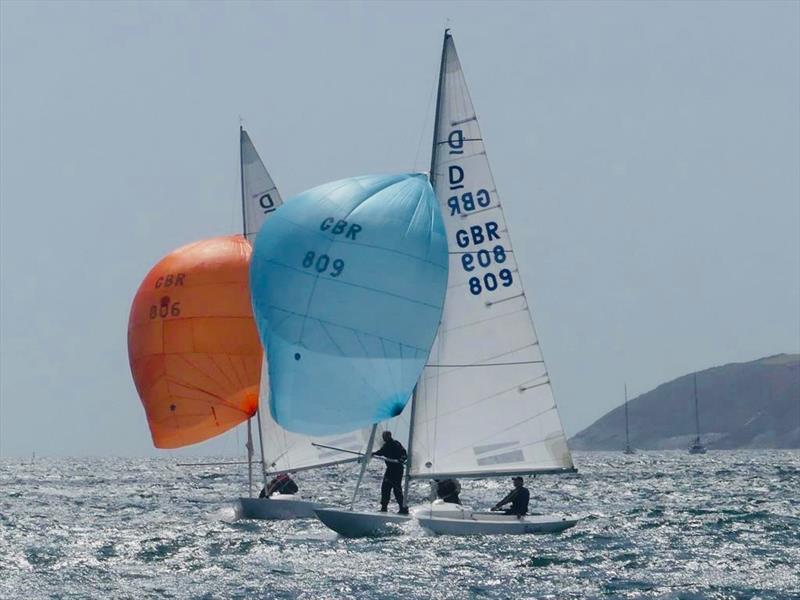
1,1,798,457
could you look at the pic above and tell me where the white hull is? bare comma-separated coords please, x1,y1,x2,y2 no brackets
238,494,327,520
412,501,579,536
314,508,411,537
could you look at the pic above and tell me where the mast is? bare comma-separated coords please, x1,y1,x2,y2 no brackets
402,386,418,506
693,374,701,444
350,424,378,510
624,383,630,450
246,418,254,497
239,126,247,239
428,29,449,180
255,409,269,490
239,125,259,495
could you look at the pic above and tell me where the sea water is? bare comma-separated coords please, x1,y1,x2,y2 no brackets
1,451,798,599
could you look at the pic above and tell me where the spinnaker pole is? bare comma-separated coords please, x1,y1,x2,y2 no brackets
350,424,378,510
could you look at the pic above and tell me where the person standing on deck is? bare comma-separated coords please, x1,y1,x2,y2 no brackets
372,431,408,514
491,476,530,516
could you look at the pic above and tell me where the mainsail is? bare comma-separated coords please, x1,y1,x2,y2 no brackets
249,173,449,436
410,31,575,478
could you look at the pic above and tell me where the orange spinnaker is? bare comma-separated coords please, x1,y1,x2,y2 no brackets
127,235,262,448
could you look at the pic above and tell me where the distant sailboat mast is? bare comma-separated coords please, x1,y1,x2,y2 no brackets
623,384,635,455
693,374,702,446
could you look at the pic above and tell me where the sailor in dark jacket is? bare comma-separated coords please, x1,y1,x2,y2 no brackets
432,478,462,504
491,476,529,516
372,431,408,514
259,473,298,498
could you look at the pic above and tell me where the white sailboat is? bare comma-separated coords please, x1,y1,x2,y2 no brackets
688,374,707,454
236,129,397,519
624,384,636,455
316,30,580,537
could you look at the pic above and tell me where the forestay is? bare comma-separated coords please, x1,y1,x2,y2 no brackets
250,173,448,436
410,32,574,479
240,127,283,243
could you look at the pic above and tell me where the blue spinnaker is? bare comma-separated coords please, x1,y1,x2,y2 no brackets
249,173,449,435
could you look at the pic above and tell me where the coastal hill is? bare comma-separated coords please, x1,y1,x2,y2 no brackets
569,354,799,450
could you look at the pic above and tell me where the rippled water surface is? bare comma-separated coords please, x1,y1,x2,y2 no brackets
1,451,798,599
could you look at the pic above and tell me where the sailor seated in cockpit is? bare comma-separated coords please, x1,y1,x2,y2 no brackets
259,472,298,498
490,476,529,516
430,478,462,504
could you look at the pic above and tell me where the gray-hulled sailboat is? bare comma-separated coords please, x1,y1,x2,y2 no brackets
236,129,392,519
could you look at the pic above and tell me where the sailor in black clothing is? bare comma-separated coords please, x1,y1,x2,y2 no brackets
259,473,298,498
432,478,462,504
491,476,529,516
372,431,408,514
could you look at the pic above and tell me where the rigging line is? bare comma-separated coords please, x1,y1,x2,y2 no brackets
425,360,544,367
458,204,501,219
449,247,515,255
433,137,482,145
486,293,525,307
416,376,549,422
413,67,439,172
437,407,561,459
421,343,540,380
263,258,445,309
435,306,529,334
268,310,429,355
174,352,242,396
261,216,449,270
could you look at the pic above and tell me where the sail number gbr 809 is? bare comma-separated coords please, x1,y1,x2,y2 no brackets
456,222,513,296
298,216,361,277
445,159,513,296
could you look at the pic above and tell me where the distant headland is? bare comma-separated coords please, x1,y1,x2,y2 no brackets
570,354,800,450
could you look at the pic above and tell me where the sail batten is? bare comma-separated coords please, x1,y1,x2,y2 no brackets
410,31,574,479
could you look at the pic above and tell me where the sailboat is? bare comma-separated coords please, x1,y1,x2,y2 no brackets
688,374,707,454
127,127,280,492
623,384,636,455
246,173,448,522
316,30,579,537
237,133,412,519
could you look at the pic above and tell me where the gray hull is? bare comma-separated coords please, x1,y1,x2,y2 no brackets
238,496,326,520
314,508,411,537
415,513,579,536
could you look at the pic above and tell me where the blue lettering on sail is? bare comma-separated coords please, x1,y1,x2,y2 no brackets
447,189,491,215
320,218,362,240
448,165,465,191
448,129,464,155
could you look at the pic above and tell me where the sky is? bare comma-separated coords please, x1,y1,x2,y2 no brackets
1,1,798,457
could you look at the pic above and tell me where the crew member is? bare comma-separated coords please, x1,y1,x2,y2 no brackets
431,478,462,504
372,431,408,514
259,473,298,498
491,476,529,516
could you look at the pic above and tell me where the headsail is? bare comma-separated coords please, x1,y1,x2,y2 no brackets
240,127,283,243
249,173,448,436
410,31,575,478
127,236,261,448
